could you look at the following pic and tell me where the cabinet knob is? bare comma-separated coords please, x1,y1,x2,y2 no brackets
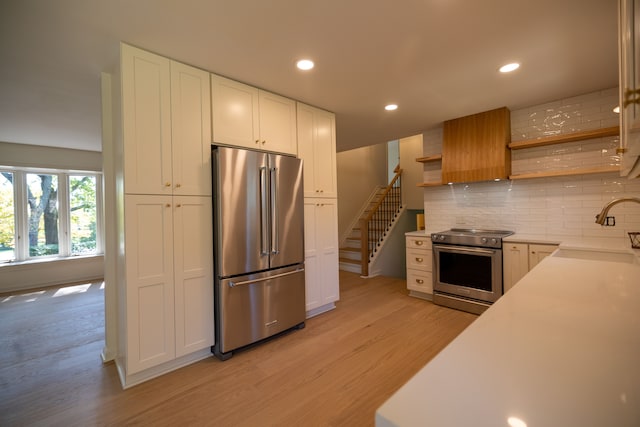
176,204,182,208
175,183,181,188
261,140,266,145
416,279,424,284
165,203,171,208
415,241,423,246
255,139,260,144
416,258,423,262
165,182,171,187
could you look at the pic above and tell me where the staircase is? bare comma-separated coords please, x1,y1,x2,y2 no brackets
338,187,387,274
339,168,403,276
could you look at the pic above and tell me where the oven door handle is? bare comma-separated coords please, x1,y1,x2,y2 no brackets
432,245,498,255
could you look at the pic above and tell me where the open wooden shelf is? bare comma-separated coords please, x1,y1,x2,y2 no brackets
508,126,620,150
509,165,620,180
416,154,442,163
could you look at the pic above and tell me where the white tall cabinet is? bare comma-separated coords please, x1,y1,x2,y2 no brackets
297,103,340,317
107,44,214,386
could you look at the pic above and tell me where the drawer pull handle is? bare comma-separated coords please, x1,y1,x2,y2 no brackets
415,241,423,246
416,257,423,262
416,279,424,284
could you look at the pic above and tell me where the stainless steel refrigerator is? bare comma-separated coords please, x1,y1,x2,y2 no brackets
211,146,305,360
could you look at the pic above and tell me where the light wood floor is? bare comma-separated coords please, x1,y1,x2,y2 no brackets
0,271,477,426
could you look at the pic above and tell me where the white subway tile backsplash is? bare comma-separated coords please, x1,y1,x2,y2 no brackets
422,88,637,239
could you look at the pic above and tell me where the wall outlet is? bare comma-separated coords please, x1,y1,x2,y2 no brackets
605,216,616,226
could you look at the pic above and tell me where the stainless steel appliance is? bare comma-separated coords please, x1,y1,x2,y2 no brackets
431,228,514,314
212,146,305,360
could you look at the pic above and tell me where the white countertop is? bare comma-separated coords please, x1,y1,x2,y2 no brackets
376,250,640,426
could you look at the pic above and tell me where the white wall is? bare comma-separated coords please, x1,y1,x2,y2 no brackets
422,88,640,239
336,143,388,238
0,141,102,171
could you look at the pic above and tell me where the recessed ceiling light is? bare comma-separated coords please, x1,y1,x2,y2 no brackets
613,106,620,113
296,59,314,70
499,63,520,73
385,104,398,111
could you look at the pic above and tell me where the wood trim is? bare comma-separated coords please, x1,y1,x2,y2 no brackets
509,126,620,150
415,154,442,163
417,181,443,187
509,165,621,180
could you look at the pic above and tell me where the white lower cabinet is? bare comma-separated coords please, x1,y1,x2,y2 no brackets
124,195,213,374
303,198,339,316
503,242,558,293
405,234,433,299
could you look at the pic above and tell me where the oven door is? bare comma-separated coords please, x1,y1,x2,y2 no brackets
432,244,503,303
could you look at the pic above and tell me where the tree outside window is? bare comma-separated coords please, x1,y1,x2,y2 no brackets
27,173,59,257
0,172,15,261
70,175,97,255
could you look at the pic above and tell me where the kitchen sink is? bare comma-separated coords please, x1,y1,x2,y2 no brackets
551,247,639,264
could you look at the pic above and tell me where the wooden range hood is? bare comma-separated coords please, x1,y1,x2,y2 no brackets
441,106,511,183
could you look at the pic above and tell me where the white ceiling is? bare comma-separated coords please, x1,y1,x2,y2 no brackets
0,0,619,153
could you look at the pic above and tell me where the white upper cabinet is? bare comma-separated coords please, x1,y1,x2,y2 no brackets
122,45,172,195
211,74,297,155
619,0,640,178
211,75,260,149
170,61,212,196
122,44,211,196
296,103,337,198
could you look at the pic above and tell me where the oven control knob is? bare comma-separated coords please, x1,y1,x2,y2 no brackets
481,237,488,244
439,235,445,241
491,238,498,245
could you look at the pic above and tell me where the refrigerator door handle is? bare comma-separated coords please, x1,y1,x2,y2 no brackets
228,267,305,287
270,167,279,254
260,166,269,256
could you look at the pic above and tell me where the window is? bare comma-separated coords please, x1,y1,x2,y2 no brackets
0,172,15,261
0,167,102,263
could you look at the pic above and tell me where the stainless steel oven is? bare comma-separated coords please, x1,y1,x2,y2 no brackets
431,229,513,314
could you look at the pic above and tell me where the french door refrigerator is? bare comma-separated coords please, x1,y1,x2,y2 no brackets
211,146,305,360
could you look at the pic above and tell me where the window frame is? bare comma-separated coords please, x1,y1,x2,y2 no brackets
0,166,103,264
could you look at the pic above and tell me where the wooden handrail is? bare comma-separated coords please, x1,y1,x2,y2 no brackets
363,170,402,223
360,169,403,276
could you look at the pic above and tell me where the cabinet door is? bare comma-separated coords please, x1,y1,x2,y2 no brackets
124,195,175,373
171,62,212,196
503,243,528,293
173,196,214,357
259,90,297,155
620,0,640,177
122,44,172,195
407,269,433,294
303,198,339,312
297,103,337,198
211,74,259,149
528,244,558,270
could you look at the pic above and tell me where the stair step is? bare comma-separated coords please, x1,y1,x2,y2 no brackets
339,247,360,253
339,257,361,265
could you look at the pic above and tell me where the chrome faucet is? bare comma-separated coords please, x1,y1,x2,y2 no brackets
595,197,640,225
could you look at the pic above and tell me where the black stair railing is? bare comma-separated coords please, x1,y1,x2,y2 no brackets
359,168,402,276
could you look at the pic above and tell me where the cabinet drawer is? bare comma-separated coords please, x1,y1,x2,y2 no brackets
406,236,430,250
406,248,432,271
407,269,433,294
